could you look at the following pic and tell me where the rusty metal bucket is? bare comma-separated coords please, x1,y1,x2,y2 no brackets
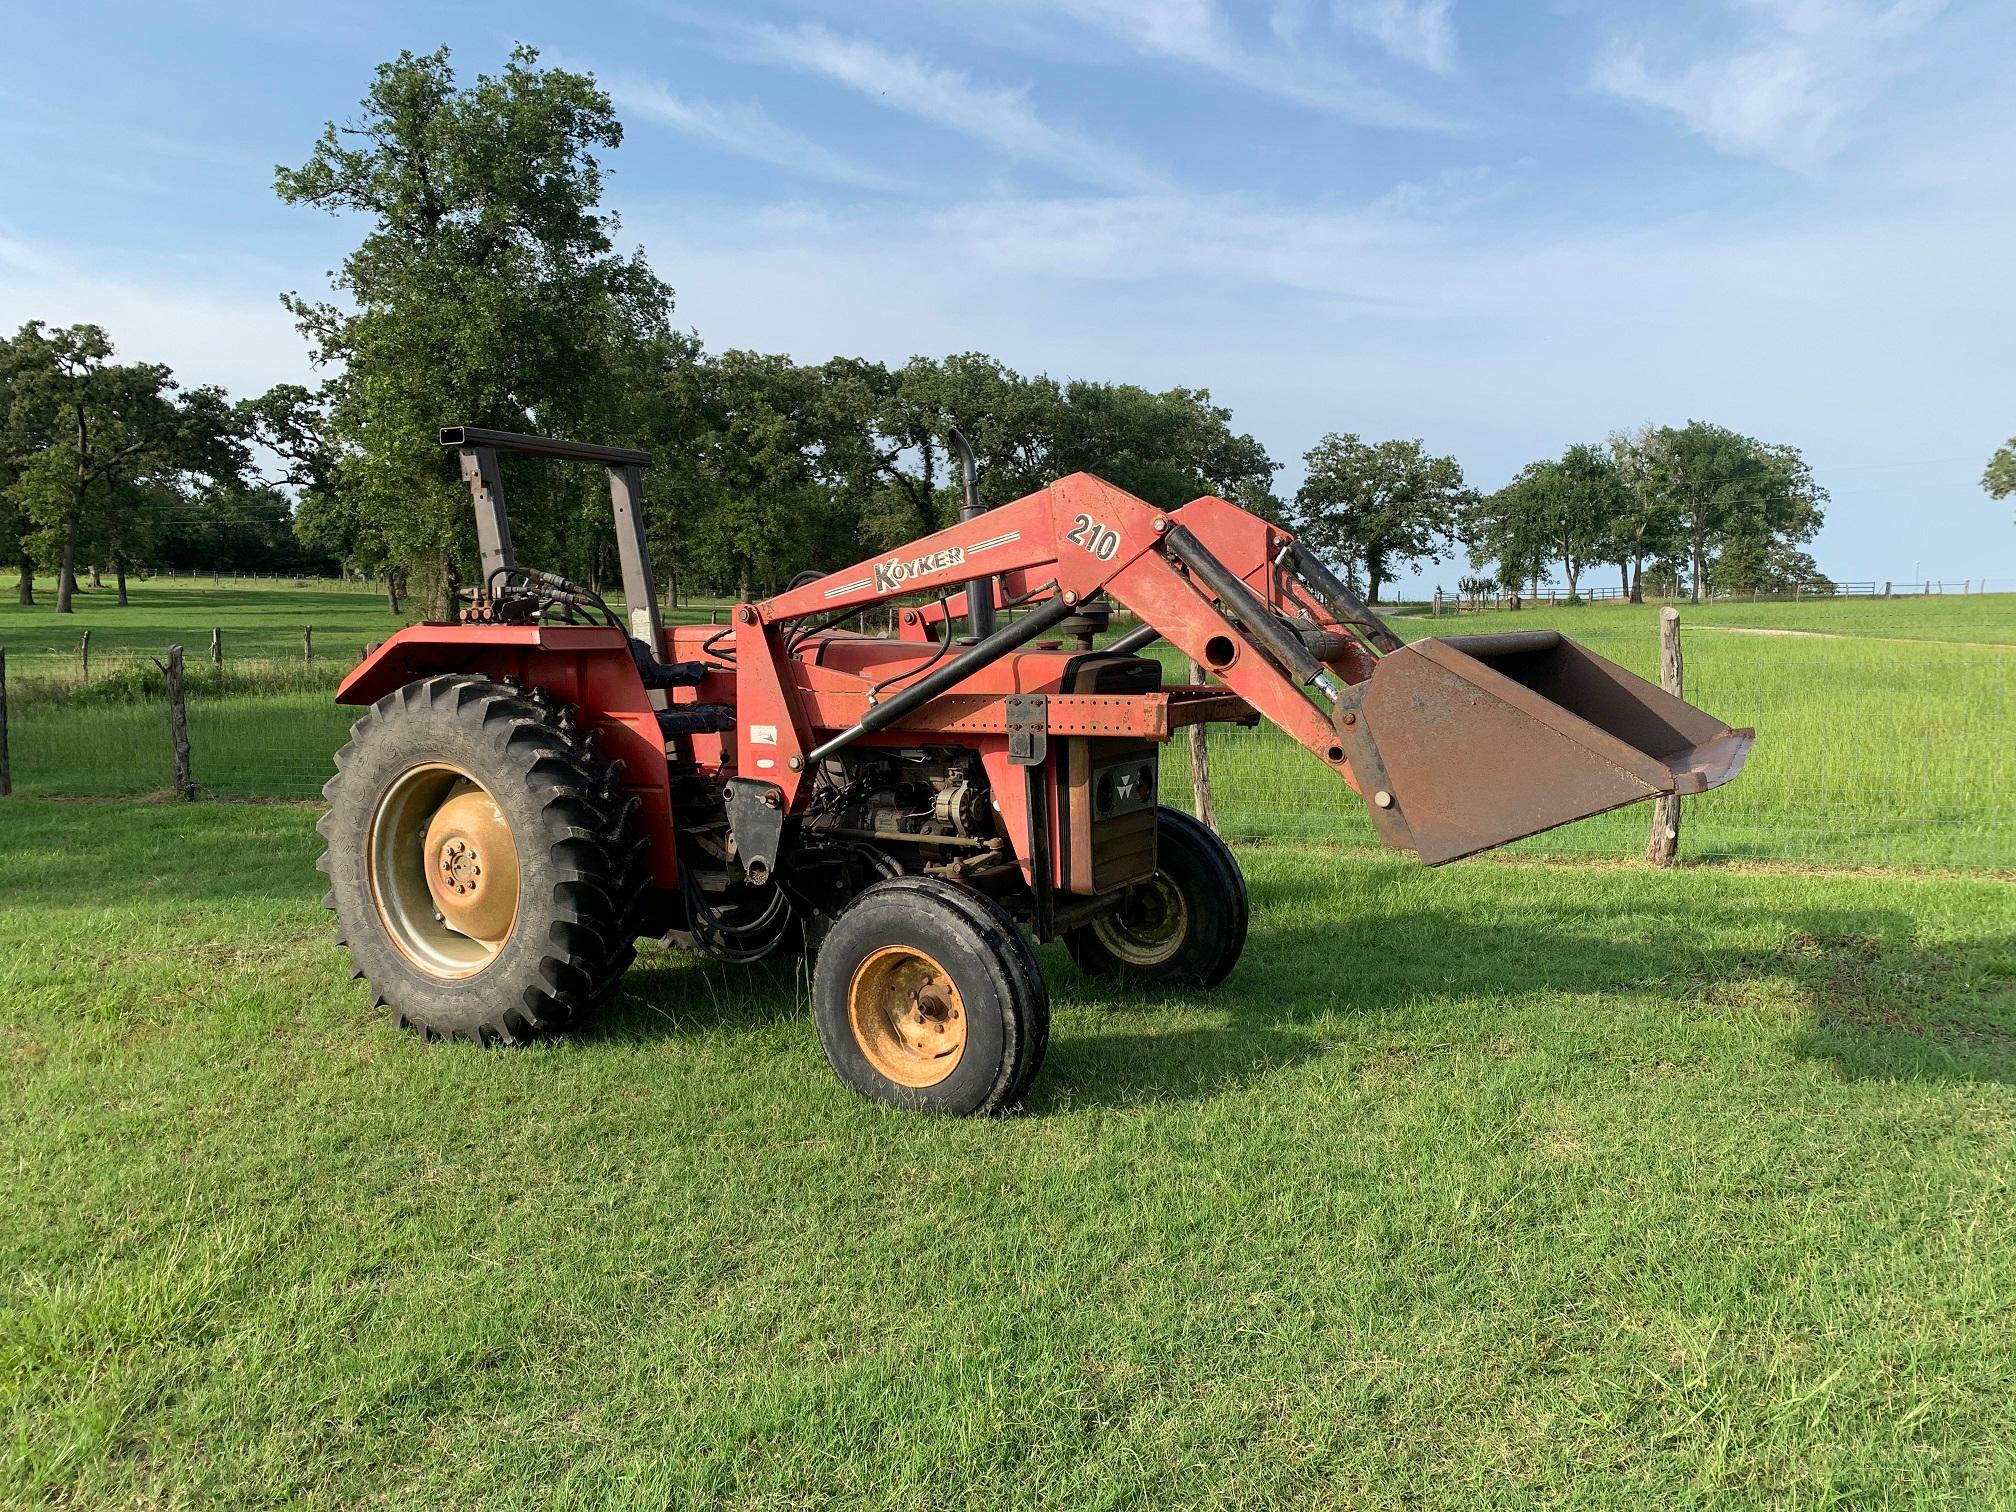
1346,631,1753,865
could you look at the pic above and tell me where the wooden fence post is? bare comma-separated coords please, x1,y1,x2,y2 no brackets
155,645,195,800
304,624,313,664
1186,658,1219,834
80,629,90,681
1883,580,1891,598
211,627,223,670
0,647,10,798
1647,608,1683,866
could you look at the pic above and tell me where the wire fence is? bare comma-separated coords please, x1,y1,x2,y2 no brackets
2,595,2010,872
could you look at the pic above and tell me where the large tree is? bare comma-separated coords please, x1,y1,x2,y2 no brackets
1648,421,1826,603
3,322,186,612
276,45,673,614
1053,380,1280,518
0,329,35,602
676,351,854,601
807,356,1280,559
1291,434,1471,603
1471,442,1628,602
1606,426,1684,602
809,354,1063,546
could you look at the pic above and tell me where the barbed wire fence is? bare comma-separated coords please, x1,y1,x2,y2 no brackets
1,587,2009,872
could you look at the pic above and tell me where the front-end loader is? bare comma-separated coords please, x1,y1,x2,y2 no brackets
319,427,1751,1114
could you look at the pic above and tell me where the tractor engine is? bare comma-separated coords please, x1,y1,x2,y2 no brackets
806,747,997,852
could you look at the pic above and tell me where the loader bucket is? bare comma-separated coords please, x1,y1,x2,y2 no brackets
1353,631,1752,865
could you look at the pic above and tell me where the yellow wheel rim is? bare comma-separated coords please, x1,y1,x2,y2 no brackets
1091,873,1188,968
367,763,522,979
848,945,968,1087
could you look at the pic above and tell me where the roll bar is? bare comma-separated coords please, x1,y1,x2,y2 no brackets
441,426,663,649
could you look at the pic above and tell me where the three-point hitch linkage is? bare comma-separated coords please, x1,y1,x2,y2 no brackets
318,426,1752,1113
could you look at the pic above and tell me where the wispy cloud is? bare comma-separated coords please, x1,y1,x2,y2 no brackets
0,87,275,173
605,74,907,194
1593,0,1949,169
734,24,1164,192
1005,0,1460,129
1334,0,1458,75
0,231,304,398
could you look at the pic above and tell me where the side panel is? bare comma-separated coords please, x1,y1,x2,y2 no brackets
337,626,679,885
1060,656,1162,896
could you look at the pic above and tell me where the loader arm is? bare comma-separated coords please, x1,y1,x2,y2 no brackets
736,471,1752,866
739,475,1375,806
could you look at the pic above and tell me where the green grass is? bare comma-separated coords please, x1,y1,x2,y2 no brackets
0,575,734,800
2,798,2012,1507
0,575,405,700
1147,597,2014,870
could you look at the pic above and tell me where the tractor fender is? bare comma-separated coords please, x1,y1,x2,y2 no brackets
337,624,680,885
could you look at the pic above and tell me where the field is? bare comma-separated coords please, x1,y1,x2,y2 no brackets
3,579,2014,1506
3,801,2013,1507
1158,594,2014,869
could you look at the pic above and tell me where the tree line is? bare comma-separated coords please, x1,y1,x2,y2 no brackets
0,325,332,610
2,46,1838,617
1307,423,1830,609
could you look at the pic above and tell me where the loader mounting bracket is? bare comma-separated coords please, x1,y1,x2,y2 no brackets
1004,693,1049,767
724,778,788,887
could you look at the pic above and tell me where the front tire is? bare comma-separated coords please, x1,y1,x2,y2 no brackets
317,675,650,1044
1065,807,1248,989
812,877,1049,1115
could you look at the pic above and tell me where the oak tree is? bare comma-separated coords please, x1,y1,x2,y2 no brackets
1291,434,1470,603
276,45,673,613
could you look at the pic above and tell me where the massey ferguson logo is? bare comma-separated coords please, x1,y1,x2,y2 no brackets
873,545,966,593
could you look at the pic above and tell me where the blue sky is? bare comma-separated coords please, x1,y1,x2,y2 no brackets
2,0,2012,592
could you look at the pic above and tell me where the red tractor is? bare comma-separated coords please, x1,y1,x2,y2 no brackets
320,427,1751,1114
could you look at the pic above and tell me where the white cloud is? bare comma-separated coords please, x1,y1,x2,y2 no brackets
0,234,309,399
605,75,908,194
734,25,1164,193
621,174,2016,582
1000,0,1459,128
1593,0,1948,168
1334,0,1458,75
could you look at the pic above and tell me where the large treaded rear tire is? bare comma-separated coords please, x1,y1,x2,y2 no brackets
1065,807,1248,989
812,877,1049,1115
317,675,650,1044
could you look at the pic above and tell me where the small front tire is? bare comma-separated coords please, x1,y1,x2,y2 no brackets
812,877,1049,1115
1065,807,1248,989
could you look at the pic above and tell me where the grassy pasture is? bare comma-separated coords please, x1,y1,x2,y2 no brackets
1,799,2012,1507
2,582,2012,1504
1158,596,2015,869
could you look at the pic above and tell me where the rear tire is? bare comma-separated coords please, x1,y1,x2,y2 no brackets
1065,807,1248,989
812,877,1049,1115
317,675,650,1044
